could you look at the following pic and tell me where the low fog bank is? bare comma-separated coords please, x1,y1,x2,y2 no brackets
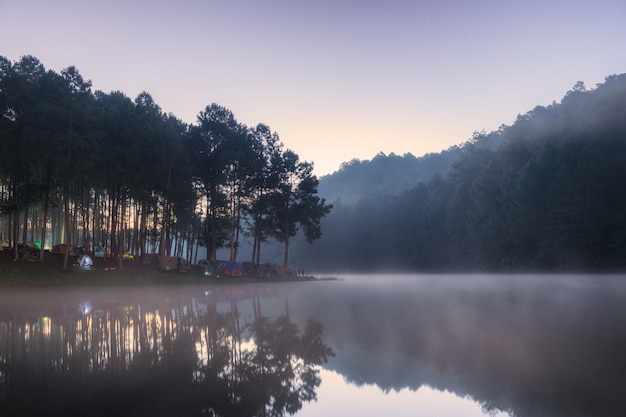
289,274,626,417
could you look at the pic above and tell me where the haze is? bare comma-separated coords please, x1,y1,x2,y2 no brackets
1,0,625,175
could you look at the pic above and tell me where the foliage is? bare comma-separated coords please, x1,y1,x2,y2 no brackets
300,74,626,272
0,55,329,268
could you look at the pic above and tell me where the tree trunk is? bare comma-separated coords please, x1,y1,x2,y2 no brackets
282,217,290,267
22,204,29,247
283,237,289,268
229,192,236,262
12,208,19,261
251,222,259,264
39,191,49,261
92,189,99,251
110,187,118,256
62,186,71,271
138,202,147,257
118,192,126,270
209,206,217,262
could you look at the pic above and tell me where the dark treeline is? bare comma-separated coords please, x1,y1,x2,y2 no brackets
0,55,331,270
302,74,626,272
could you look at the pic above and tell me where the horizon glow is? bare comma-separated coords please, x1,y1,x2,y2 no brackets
1,0,625,175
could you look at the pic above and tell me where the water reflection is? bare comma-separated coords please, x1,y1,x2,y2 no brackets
0,285,333,417
290,274,626,417
1,275,625,417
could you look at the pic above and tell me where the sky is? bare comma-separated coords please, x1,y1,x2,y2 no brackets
1,0,625,176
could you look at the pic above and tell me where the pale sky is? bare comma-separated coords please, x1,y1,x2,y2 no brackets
2,0,625,175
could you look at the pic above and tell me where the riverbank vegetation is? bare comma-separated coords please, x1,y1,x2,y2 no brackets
0,55,331,271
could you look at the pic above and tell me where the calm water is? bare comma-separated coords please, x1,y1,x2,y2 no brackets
1,273,625,417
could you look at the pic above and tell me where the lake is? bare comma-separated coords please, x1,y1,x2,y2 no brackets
1,273,625,417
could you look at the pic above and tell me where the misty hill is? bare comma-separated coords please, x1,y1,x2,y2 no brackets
292,73,626,272
318,148,463,205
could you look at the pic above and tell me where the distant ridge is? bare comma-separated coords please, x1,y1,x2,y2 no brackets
318,147,463,205
294,74,626,272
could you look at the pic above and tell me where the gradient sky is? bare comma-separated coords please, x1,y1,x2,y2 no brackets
2,0,625,175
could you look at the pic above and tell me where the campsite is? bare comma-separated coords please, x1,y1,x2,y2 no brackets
0,245,314,287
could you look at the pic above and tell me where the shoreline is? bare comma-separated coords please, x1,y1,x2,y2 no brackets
0,252,323,288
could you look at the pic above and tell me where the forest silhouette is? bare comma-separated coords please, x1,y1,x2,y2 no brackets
301,74,626,272
0,55,330,270
2,54,626,273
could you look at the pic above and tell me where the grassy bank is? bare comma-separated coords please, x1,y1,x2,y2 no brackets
0,251,316,287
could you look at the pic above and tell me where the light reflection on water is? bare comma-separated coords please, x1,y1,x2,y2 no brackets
1,274,625,417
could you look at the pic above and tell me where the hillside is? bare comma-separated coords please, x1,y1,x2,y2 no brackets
292,74,626,272
318,148,463,205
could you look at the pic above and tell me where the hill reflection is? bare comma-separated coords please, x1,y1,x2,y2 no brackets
288,275,626,417
0,285,333,417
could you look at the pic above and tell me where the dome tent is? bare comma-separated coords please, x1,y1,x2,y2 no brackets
77,254,93,267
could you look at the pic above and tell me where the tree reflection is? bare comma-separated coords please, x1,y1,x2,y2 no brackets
291,276,626,417
0,288,333,417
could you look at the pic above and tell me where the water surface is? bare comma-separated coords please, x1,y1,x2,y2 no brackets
1,274,624,416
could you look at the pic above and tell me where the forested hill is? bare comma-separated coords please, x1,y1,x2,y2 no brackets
318,148,463,205
294,74,626,272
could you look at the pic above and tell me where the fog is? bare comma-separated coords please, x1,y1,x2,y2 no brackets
1,274,625,416
289,274,626,416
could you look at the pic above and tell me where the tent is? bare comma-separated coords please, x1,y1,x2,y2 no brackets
23,242,40,260
160,256,177,270
51,244,82,256
214,260,229,272
77,254,93,267
197,260,215,276
178,257,191,270
160,256,191,271
223,261,245,277
51,244,68,255
257,263,279,277
93,246,105,258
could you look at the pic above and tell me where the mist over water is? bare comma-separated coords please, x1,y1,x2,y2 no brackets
1,274,624,416
291,274,626,416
